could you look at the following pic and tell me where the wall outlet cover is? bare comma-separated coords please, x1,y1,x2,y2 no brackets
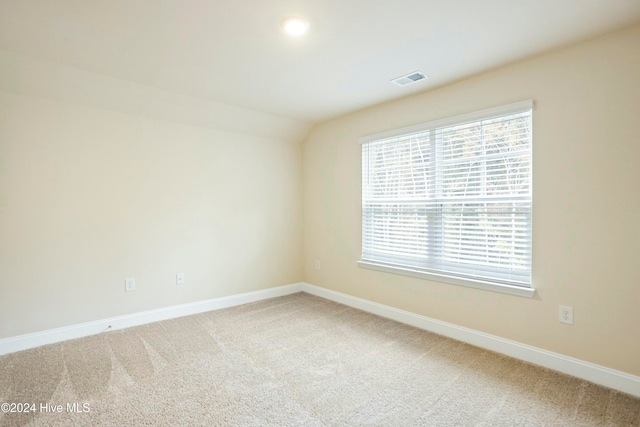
559,305,574,325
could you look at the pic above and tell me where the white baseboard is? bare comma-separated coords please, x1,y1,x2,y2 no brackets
300,283,640,398
0,283,304,356
2,281,638,398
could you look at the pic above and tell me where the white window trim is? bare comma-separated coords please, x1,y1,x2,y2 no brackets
360,100,534,144
357,260,535,298
360,100,535,298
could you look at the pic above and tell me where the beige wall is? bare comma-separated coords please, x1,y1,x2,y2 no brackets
302,24,640,376
0,91,303,338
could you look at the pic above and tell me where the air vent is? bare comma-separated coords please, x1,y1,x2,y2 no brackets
391,71,428,87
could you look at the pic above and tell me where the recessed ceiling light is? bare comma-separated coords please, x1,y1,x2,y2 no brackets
282,17,310,37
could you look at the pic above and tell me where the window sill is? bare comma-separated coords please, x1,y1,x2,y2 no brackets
357,261,536,298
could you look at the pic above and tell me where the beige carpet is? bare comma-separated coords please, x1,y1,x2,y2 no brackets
0,293,639,426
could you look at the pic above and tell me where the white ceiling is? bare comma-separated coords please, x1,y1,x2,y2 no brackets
1,0,640,123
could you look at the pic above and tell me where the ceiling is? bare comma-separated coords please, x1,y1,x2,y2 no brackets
1,0,640,123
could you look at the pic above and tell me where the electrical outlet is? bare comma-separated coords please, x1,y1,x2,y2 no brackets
559,305,573,325
176,272,185,285
315,260,320,270
125,278,136,292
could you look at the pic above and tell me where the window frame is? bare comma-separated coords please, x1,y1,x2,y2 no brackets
358,100,535,298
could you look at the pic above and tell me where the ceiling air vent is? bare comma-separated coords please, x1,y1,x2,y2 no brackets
391,71,428,87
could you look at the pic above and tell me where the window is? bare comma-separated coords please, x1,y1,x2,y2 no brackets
360,101,533,297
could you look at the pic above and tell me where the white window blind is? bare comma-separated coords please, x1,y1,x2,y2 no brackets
361,101,532,288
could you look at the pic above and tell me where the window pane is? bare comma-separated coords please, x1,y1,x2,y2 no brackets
362,103,532,287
